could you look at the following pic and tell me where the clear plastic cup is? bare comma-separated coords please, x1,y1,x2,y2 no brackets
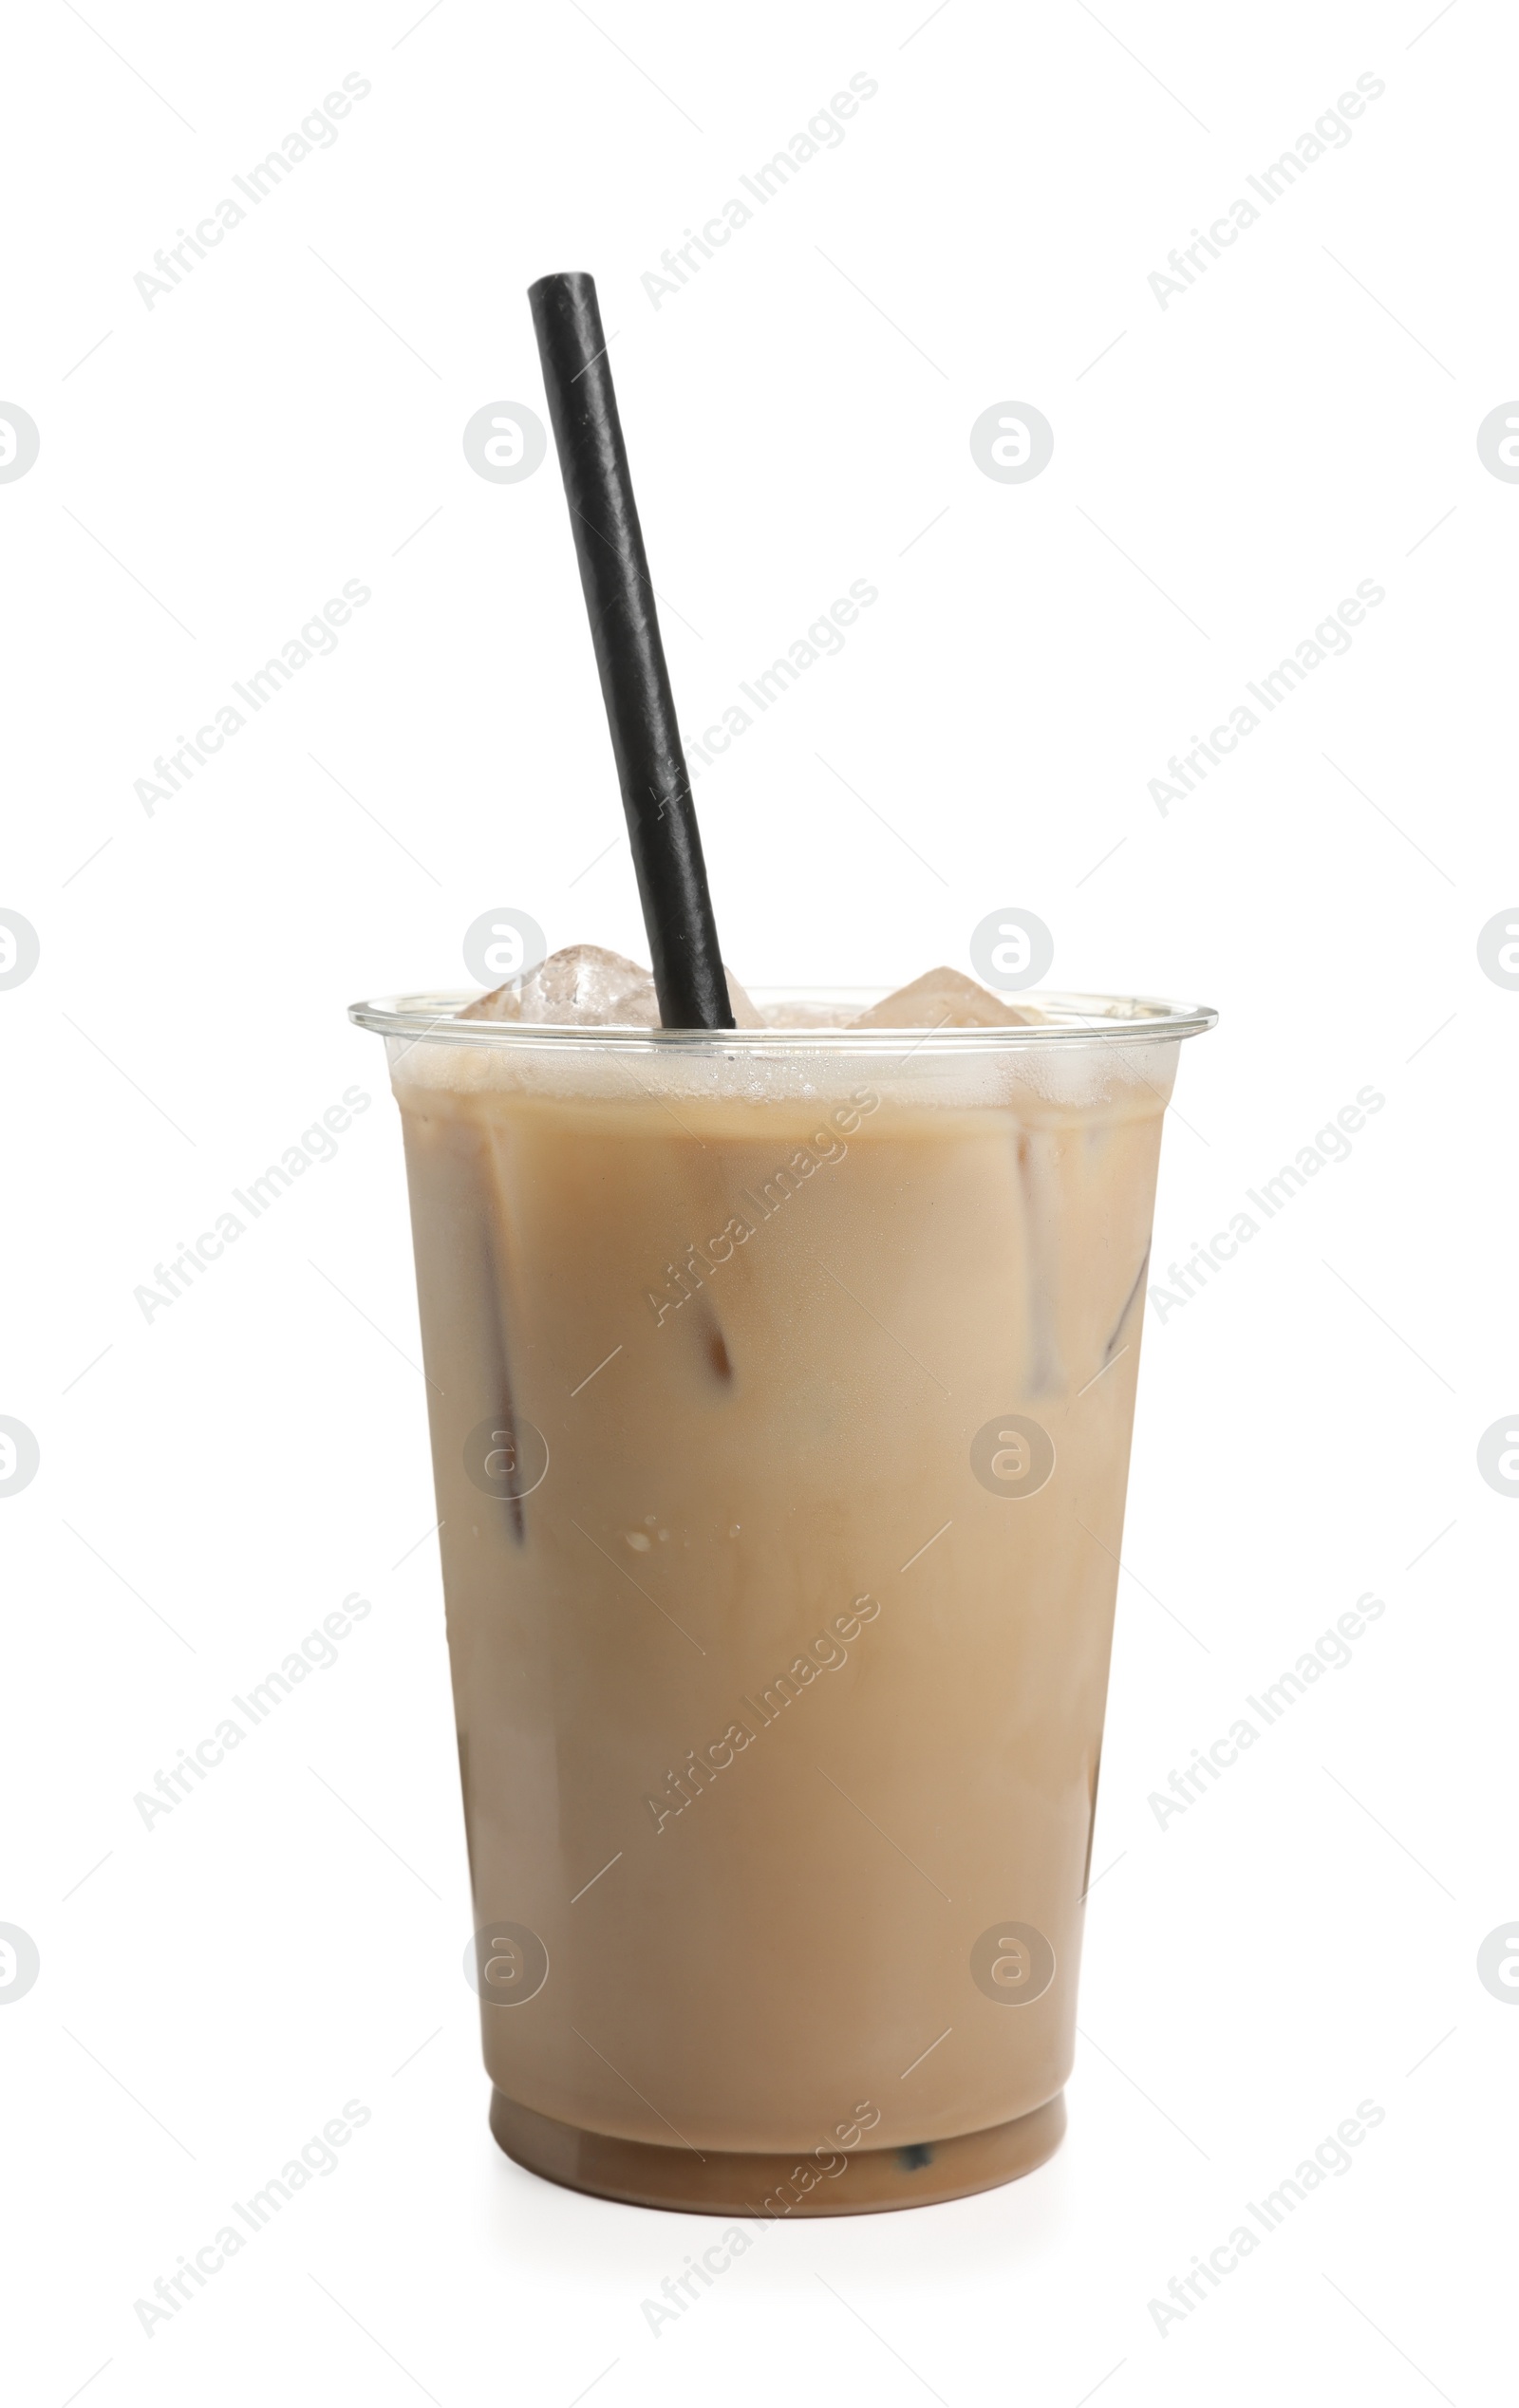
351,988,1215,2212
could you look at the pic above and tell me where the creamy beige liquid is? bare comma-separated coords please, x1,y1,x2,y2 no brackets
395,1046,1168,2164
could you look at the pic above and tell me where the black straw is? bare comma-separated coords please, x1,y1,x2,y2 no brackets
528,271,733,1032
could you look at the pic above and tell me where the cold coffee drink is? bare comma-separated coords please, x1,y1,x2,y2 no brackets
356,965,1213,2212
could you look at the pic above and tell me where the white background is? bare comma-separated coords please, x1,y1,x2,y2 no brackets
3,2,1513,2402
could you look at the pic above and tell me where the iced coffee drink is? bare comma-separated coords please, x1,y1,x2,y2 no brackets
354,951,1214,2212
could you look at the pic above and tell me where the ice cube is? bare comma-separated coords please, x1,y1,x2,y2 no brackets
457,979,522,1021
459,943,660,1026
851,968,1041,1029
724,966,765,1029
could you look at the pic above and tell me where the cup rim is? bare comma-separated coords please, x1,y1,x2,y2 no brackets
348,987,1219,1055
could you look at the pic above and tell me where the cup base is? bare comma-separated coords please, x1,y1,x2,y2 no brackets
488,2086,1066,2215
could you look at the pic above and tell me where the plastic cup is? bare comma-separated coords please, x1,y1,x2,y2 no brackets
351,987,1215,2212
